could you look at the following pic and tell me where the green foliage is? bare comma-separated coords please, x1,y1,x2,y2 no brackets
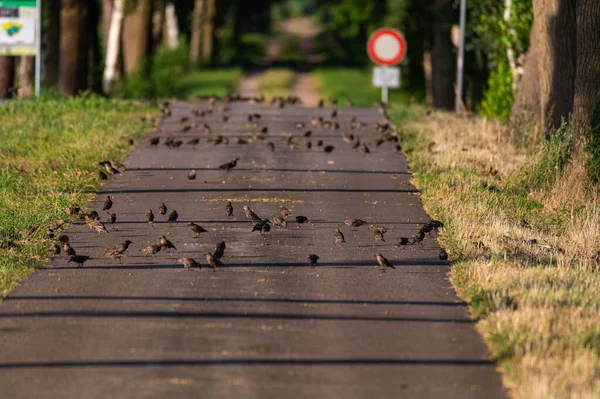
479,58,514,119
584,96,600,183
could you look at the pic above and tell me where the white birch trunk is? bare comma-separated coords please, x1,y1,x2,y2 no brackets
504,0,519,91
165,3,179,49
102,0,124,94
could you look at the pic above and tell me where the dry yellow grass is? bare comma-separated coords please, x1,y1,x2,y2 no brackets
398,109,600,398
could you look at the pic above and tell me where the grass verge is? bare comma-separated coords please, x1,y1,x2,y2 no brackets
0,94,154,297
177,68,244,99
393,108,600,398
313,68,425,108
258,68,296,100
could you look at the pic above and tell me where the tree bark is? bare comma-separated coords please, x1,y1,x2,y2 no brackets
201,0,216,64
511,19,540,120
103,0,125,93
152,1,166,52
164,2,179,49
58,0,89,95
88,0,103,93
122,0,152,76
44,0,60,88
102,0,113,50
431,0,455,110
18,56,34,98
0,56,15,98
190,0,204,65
572,0,600,140
533,0,576,131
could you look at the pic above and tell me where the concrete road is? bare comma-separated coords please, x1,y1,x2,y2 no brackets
0,102,508,398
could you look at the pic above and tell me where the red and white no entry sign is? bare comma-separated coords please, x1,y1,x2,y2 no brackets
367,28,407,66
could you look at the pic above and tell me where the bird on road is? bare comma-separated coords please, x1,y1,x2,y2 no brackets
219,158,239,171
108,213,116,230
243,206,262,225
68,255,90,267
345,218,367,229
188,222,207,237
188,169,196,180
178,257,200,270
146,209,155,227
63,242,76,256
307,254,319,266
103,196,113,214
279,205,292,217
52,243,61,255
140,244,161,257
398,237,410,248
225,201,233,217
376,254,395,270
271,216,287,229
113,240,132,255
167,210,178,224
58,235,69,244
205,252,220,271
334,229,346,244
324,145,335,153
213,241,226,261
439,249,448,261
159,202,167,216
295,216,309,226
104,248,122,263
159,236,177,252
267,142,275,152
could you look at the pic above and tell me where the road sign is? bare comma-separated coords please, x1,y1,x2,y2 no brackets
372,66,400,88
367,28,407,66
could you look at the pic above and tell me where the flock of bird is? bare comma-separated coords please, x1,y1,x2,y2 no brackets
46,95,447,271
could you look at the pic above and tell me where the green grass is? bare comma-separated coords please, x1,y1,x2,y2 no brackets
0,94,154,296
258,68,296,100
177,68,244,99
313,68,425,108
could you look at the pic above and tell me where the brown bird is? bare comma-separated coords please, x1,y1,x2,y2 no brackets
103,196,113,213
87,219,109,233
188,222,207,237
261,126,268,133
361,143,371,154
219,157,239,171
113,240,133,255
267,142,275,152
99,171,108,180
271,216,287,229
140,244,161,256
108,213,117,230
345,218,367,229
178,257,200,270
52,243,61,255
213,241,226,261
412,231,425,245
104,248,122,263
109,160,127,173
65,206,80,215
87,210,100,220
167,210,178,224
376,254,395,270
146,209,155,226
148,137,160,146
439,249,448,261
294,121,305,129
188,169,196,180
205,252,220,271
324,145,335,153
331,109,338,118
68,255,90,267
186,138,200,146
303,130,312,137
398,237,410,247
318,99,324,108
159,235,177,251
307,254,319,266
260,222,271,235
159,202,167,216
58,234,69,244
100,161,119,175
243,206,262,225
225,201,233,217
279,205,292,217
334,229,346,244
295,216,309,225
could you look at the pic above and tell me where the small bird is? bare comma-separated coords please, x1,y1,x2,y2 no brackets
52,243,61,255
307,254,319,266
219,157,239,171
87,219,109,233
295,216,309,225
58,235,69,244
188,222,207,237
294,121,305,129
260,222,271,235
148,137,160,145
412,231,425,245
65,206,80,215
146,209,155,226
113,240,132,255
243,206,262,225
398,237,410,247
345,218,367,229
100,161,119,175
370,225,388,244
317,140,323,147
108,213,117,230
167,210,178,224
205,252,220,271
99,171,108,180
323,145,335,153
318,99,324,108
178,257,200,270
109,160,127,173
213,241,226,261
159,236,177,252
186,138,200,146
271,216,287,229
88,210,100,220
104,248,122,263
331,109,338,118
279,205,292,217
361,143,371,154
188,170,196,180
303,130,312,137
68,255,90,267
267,142,275,152
140,244,161,256
159,202,167,216
439,249,448,261
334,229,346,244
252,219,269,233
225,201,233,217
103,196,113,214
376,254,395,270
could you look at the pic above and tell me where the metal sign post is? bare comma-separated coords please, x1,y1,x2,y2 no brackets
0,0,41,96
367,28,407,105
455,0,466,112
373,66,400,103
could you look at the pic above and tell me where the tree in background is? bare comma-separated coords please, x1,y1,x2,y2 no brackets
58,0,89,95
0,56,15,99
122,0,153,77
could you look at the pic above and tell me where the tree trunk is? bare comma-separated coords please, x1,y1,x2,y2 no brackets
431,0,455,110
190,0,204,65
58,0,89,95
0,56,15,98
152,1,166,52
18,56,35,98
88,0,103,93
511,19,540,120
103,0,125,93
164,2,179,49
201,0,215,64
572,0,600,141
122,0,152,76
44,0,60,88
102,0,113,50
533,0,576,131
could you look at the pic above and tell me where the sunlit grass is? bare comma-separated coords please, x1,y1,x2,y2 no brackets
178,68,244,99
0,94,154,296
258,68,296,100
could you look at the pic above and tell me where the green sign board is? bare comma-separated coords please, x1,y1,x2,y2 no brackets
0,0,38,55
